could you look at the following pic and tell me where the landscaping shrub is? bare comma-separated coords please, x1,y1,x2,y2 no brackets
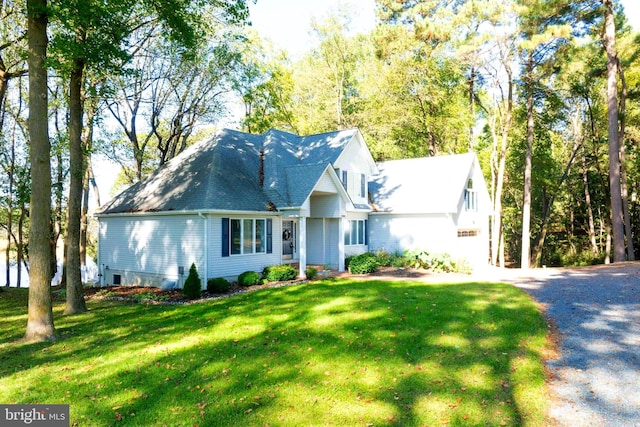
404,249,466,273
262,265,298,282
182,263,201,299
207,277,231,293
348,252,379,274
374,250,393,266
305,266,318,280
238,270,261,287
374,250,409,268
391,254,410,268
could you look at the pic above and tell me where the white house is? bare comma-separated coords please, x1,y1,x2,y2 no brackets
95,128,490,289
367,154,491,268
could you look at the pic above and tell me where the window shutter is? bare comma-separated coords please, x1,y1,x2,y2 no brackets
364,220,369,245
266,218,273,254
222,218,229,257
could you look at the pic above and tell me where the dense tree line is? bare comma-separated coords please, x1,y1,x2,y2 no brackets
0,0,638,341
3,0,250,341
238,0,639,268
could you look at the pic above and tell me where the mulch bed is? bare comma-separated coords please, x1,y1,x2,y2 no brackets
83,279,310,305
82,267,458,305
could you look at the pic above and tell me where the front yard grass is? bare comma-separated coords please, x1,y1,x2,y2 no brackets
0,279,550,426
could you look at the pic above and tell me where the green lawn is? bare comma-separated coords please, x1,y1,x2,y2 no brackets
0,279,550,426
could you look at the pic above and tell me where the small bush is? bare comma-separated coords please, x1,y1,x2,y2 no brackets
182,263,202,299
207,277,231,293
391,254,410,268
238,271,261,287
348,252,379,274
305,266,318,280
374,250,409,268
404,249,465,273
262,265,298,282
374,250,393,266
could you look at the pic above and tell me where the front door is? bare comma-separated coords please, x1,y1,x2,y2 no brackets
282,220,295,259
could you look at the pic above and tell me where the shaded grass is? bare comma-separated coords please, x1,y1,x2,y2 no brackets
0,279,550,426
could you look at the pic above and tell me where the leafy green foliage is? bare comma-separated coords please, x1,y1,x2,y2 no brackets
373,250,410,268
237,270,261,287
0,281,550,426
347,252,379,274
207,277,231,293
182,263,201,299
404,249,470,273
262,265,298,282
305,266,318,280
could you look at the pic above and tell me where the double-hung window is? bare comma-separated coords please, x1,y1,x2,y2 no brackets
230,218,267,255
344,219,367,246
464,179,477,211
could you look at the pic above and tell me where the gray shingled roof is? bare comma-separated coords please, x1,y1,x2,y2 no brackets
97,128,358,215
369,153,479,214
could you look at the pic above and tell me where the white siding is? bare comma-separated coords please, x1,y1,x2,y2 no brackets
307,219,324,264
368,213,454,254
315,172,337,193
368,213,489,267
98,214,204,287
306,218,341,269
326,219,340,268
208,215,282,280
333,136,375,208
310,194,342,218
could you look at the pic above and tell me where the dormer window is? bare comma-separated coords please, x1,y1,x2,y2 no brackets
341,170,348,190
464,179,477,211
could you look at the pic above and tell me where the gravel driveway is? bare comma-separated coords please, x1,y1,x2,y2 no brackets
494,263,640,426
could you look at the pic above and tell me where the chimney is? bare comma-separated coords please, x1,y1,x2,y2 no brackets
259,149,265,188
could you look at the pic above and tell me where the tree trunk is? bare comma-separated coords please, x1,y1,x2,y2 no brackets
5,132,14,287
18,203,26,287
619,141,633,260
492,104,511,266
490,64,513,267
617,61,634,260
582,145,599,257
25,0,55,341
80,166,90,267
521,53,534,269
64,57,88,315
605,218,612,264
468,66,475,150
603,0,626,262
80,99,98,266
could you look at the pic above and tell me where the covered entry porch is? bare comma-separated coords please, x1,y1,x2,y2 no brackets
280,182,349,279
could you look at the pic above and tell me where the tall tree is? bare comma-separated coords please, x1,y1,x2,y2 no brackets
53,0,250,313
516,0,573,268
50,0,132,314
25,0,55,341
602,0,625,262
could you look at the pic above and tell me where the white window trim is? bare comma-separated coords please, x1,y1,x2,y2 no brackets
344,219,367,246
230,218,267,256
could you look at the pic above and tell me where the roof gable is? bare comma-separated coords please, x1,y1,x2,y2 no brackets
369,153,488,214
